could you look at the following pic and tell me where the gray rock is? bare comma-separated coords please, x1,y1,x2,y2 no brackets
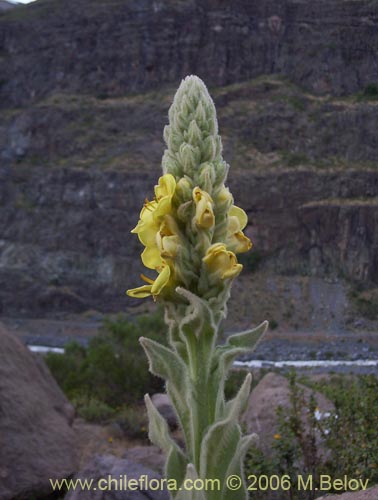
124,445,165,473
151,393,178,430
0,324,78,500
64,455,169,500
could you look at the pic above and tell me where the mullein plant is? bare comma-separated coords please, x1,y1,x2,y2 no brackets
127,76,268,500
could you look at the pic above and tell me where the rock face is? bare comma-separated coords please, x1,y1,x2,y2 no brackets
1,0,378,107
0,1,377,326
242,372,334,457
0,164,377,318
0,324,78,500
0,1,16,12
64,455,169,500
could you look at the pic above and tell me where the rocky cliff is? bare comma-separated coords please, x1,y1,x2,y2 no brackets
1,0,378,107
1,163,377,326
0,0,377,329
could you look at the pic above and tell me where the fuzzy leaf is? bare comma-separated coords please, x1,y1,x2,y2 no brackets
225,372,252,419
144,394,178,455
174,464,206,500
140,339,192,452
199,415,241,500
227,321,268,351
176,287,217,340
140,337,186,382
165,445,188,497
221,434,259,500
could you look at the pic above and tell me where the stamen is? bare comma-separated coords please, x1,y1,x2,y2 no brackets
140,273,154,284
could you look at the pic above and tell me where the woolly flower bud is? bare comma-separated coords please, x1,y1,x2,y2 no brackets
176,177,193,202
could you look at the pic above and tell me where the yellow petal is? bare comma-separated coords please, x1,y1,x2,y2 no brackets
227,231,252,254
228,215,240,234
223,261,243,279
153,196,172,221
229,205,248,230
157,234,180,257
193,187,215,229
203,243,242,279
154,174,176,199
126,285,152,298
151,265,171,295
141,246,163,269
137,225,159,247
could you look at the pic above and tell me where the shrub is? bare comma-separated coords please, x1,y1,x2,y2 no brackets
245,371,378,500
46,308,166,414
73,396,116,423
362,83,378,100
116,405,149,441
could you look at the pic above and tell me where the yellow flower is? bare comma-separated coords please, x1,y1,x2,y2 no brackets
131,174,177,271
203,243,242,279
273,433,281,440
156,217,180,259
131,173,176,246
127,264,171,299
226,205,252,253
193,187,215,229
140,216,180,270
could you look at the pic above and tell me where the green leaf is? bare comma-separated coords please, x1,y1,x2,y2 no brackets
227,321,268,351
225,372,252,419
140,337,186,382
199,415,241,500
174,464,206,500
144,394,178,455
140,340,193,454
176,287,217,341
221,434,258,500
165,446,188,498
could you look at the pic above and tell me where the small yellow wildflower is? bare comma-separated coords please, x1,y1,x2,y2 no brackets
273,433,281,440
203,243,242,279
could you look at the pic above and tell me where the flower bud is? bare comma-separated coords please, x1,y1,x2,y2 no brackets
192,187,215,229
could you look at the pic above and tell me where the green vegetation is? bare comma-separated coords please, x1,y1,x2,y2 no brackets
45,308,166,425
350,287,378,320
281,151,311,167
245,371,378,500
360,83,378,101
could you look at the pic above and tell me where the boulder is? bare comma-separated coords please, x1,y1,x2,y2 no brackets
242,372,334,458
64,455,169,500
151,393,178,430
124,446,165,473
0,324,78,500
317,486,378,500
